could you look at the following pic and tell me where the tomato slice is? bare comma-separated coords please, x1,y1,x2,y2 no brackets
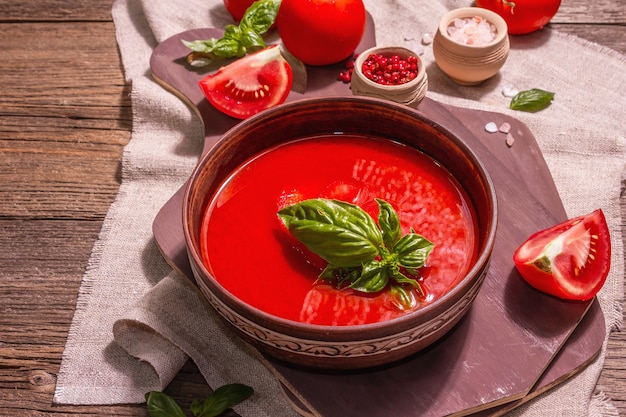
198,44,293,119
513,209,611,301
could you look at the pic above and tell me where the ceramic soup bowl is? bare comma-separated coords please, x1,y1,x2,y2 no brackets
183,96,497,369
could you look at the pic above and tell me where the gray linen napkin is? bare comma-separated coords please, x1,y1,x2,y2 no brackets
54,0,626,415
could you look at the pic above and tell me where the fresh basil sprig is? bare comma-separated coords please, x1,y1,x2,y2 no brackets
182,0,281,66
278,198,434,309
509,88,555,112
145,384,253,417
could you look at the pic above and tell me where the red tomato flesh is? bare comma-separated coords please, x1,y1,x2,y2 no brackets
198,45,293,119
513,209,611,301
200,135,479,326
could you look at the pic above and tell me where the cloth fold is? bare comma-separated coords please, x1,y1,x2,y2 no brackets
54,0,626,415
112,272,291,416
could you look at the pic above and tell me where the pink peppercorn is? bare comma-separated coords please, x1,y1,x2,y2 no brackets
361,53,419,86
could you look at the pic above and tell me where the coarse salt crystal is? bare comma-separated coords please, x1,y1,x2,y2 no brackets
485,122,498,133
422,33,433,45
401,37,425,55
501,85,519,98
499,122,511,134
447,16,497,45
506,133,515,147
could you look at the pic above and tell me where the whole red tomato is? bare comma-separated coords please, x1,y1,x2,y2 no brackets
223,0,255,21
277,0,366,66
475,0,561,35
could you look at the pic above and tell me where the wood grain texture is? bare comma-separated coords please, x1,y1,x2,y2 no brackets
0,0,624,415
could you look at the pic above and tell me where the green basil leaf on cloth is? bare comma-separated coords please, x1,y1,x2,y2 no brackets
510,88,555,112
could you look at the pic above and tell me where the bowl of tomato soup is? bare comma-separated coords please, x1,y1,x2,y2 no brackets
183,96,497,369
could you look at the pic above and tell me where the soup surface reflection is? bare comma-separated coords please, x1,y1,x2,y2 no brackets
201,135,478,325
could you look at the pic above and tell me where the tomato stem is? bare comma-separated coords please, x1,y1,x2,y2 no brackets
500,0,516,14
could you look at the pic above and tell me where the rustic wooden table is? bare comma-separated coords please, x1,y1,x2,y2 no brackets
1,0,624,415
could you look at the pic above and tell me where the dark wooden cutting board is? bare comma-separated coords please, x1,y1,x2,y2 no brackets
149,17,605,417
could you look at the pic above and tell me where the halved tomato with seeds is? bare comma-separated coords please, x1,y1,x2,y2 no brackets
513,209,611,301
198,44,293,119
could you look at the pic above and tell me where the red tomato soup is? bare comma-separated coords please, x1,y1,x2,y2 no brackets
200,135,478,326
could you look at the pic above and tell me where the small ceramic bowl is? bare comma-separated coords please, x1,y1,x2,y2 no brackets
350,46,428,108
183,96,497,370
433,7,509,85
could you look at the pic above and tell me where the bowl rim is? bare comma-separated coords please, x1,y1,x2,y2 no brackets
183,96,498,337
438,6,508,49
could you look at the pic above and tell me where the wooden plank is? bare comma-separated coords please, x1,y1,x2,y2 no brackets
1,0,623,23
0,23,130,112
554,0,626,23
551,24,626,54
0,0,113,21
0,22,130,219
0,137,124,218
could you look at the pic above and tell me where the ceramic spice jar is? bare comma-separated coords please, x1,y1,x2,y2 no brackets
433,7,510,85
351,46,428,108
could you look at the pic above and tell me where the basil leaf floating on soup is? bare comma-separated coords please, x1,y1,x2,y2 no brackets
377,198,403,250
277,198,382,268
350,260,389,293
278,198,434,309
394,232,435,272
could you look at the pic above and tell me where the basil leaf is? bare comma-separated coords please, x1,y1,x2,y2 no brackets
182,39,219,54
145,391,187,417
391,270,419,286
240,0,281,35
190,399,203,416
222,24,242,40
510,88,555,112
319,264,360,286
350,260,389,293
195,383,254,417
213,26,247,57
318,264,339,282
182,0,280,64
390,284,416,310
212,38,246,58
394,232,434,270
376,198,402,250
391,270,425,297
240,28,267,50
278,199,383,267
280,198,435,299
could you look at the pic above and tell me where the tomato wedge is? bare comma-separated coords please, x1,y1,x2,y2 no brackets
198,44,293,119
513,209,611,301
